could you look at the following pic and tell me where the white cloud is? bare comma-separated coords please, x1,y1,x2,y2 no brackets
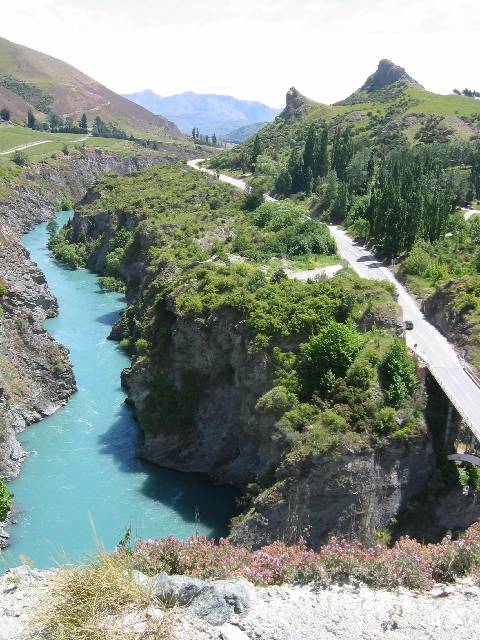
1,0,479,107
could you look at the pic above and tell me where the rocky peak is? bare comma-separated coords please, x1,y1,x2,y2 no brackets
283,87,309,121
361,59,423,93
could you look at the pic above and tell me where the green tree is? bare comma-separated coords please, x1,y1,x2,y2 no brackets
27,110,36,129
48,112,64,130
301,320,361,394
244,178,266,210
79,113,88,130
250,134,262,171
381,339,418,407
47,217,58,237
321,170,338,213
0,479,12,521
0,107,10,121
365,151,375,193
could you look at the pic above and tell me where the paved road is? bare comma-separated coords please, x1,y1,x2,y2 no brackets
187,158,276,200
187,158,480,440
329,225,480,440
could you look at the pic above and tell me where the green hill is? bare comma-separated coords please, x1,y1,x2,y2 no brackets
213,59,480,171
0,36,182,138
221,121,269,143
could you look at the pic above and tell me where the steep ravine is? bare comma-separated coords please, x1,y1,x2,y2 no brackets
59,167,480,550
0,145,195,547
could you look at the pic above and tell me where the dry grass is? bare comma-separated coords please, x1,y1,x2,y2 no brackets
39,552,175,640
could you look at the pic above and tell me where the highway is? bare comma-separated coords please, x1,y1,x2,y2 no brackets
329,225,480,440
187,158,480,442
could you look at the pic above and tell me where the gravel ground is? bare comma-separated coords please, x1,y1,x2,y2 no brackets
1,566,479,640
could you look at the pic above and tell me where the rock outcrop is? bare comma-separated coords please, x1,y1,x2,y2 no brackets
230,438,435,548
359,59,424,93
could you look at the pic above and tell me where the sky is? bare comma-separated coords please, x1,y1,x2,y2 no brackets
1,0,479,107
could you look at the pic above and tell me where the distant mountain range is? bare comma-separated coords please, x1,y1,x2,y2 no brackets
221,122,269,143
122,90,281,136
0,36,181,138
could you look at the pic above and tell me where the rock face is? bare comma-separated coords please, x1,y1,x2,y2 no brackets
126,311,288,487
422,282,479,374
282,87,311,122
360,59,424,93
0,221,75,483
230,439,436,548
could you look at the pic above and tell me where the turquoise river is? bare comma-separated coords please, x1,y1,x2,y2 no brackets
1,212,238,570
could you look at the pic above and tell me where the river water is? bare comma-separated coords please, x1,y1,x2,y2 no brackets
1,212,237,570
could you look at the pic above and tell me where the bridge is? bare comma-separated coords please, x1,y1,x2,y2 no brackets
188,159,480,462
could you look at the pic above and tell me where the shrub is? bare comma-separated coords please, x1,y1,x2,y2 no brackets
0,277,8,297
130,521,480,590
256,386,295,414
345,359,374,390
301,321,361,394
12,150,28,167
135,338,150,355
0,479,12,521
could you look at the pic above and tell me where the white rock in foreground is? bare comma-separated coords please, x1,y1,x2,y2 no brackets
1,566,479,640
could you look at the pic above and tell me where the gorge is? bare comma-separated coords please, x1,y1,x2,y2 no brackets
2,211,237,569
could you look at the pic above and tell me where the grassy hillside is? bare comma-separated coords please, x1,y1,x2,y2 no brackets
0,36,182,138
222,122,269,143
213,60,480,172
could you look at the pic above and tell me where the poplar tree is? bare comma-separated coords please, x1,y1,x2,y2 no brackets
250,134,262,170
27,110,36,129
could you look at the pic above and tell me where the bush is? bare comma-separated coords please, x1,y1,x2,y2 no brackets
301,321,361,393
135,338,150,355
244,182,265,210
12,150,28,167
0,277,8,297
256,386,295,414
0,479,12,521
130,521,480,590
